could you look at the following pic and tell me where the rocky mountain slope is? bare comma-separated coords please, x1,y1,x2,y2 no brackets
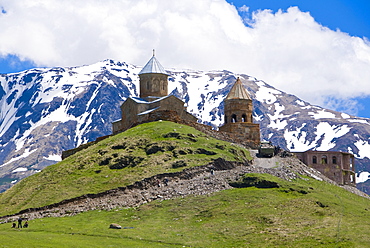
1,59,370,192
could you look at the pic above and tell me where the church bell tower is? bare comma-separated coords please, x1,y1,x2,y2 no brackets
138,51,169,99
219,77,260,147
223,77,253,124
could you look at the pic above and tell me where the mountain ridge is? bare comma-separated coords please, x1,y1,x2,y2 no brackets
0,59,370,192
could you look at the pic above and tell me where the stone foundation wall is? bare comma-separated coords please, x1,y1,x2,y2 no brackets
219,122,260,146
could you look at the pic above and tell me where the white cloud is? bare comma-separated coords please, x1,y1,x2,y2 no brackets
1,0,370,114
238,5,249,13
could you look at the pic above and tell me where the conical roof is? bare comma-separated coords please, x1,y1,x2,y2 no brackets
225,78,251,100
139,55,168,75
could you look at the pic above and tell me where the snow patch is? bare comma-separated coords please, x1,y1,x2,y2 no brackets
255,84,281,104
295,100,306,106
0,148,36,167
315,123,351,151
354,140,370,159
357,171,370,183
12,167,28,173
43,154,62,162
285,122,351,152
347,119,370,124
308,110,336,119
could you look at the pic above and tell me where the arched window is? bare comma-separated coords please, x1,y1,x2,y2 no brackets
332,156,337,164
146,81,150,90
312,156,317,164
224,115,228,123
321,155,327,164
231,114,237,123
242,114,246,122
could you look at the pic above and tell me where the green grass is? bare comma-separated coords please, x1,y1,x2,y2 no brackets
1,174,369,247
0,121,251,216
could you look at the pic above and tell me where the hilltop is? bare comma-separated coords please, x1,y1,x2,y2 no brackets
0,121,251,216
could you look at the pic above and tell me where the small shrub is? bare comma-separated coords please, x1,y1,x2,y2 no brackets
316,201,329,208
109,155,144,169
186,133,197,142
172,160,187,168
146,144,165,155
111,144,126,150
163,132,181,139
99,157,111,166
195,148,217,155
98,149,108,155
215,144,226,150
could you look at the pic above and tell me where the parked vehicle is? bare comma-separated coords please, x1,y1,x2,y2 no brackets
258,141,276,158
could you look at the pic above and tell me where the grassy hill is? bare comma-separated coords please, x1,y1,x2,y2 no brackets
1,120,370,247
1,173,370,247
0,121,251,216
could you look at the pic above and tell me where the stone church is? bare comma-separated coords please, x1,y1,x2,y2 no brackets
112,54,197,134
112,54,261,148
64,54,261,159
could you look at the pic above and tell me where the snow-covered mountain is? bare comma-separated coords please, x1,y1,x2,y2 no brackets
1,59,370,192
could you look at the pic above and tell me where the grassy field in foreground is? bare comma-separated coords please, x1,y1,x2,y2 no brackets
0,121,251,216
1,174,369,248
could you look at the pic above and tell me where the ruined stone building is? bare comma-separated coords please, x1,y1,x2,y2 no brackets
112,54,197,134
219,78,260,147
294,150,356,186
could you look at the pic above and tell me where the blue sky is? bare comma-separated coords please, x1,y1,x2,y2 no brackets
227,0,370,118
230,0,370,38
0,0,370,118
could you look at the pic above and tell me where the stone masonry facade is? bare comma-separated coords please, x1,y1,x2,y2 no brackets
294,150,356,186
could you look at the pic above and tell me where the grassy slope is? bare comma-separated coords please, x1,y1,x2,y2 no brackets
1,174,369,247
0,121,251,216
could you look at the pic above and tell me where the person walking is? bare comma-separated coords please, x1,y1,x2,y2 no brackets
17,217,22,228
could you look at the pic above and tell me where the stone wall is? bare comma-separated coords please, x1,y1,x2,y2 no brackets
181,120,260,149
219,122,260,146
61,135,111,160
